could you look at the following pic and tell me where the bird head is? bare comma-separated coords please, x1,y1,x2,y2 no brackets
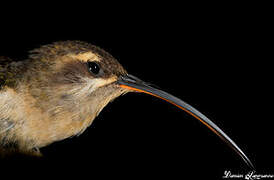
21,41,129,121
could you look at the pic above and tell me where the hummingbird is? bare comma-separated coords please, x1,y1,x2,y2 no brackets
0,41,253,168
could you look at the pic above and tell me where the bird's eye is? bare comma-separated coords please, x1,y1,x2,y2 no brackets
87,61,100,75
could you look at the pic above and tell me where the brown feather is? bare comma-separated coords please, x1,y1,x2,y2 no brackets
0,41,128,156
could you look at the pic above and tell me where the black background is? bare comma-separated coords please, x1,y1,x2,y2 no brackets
0,2,273,179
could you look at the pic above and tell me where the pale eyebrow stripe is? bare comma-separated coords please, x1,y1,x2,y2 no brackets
68,52,101,62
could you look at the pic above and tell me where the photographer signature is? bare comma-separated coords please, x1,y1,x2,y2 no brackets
223,170,274,180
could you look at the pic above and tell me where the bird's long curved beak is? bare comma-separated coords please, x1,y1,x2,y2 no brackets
117,74,254,169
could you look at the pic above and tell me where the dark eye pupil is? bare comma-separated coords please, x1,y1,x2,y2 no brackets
88,62,100,74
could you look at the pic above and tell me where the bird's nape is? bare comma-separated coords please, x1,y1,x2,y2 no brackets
117,74,254,170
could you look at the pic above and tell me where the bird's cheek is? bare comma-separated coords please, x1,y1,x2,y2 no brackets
91,76,118,90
